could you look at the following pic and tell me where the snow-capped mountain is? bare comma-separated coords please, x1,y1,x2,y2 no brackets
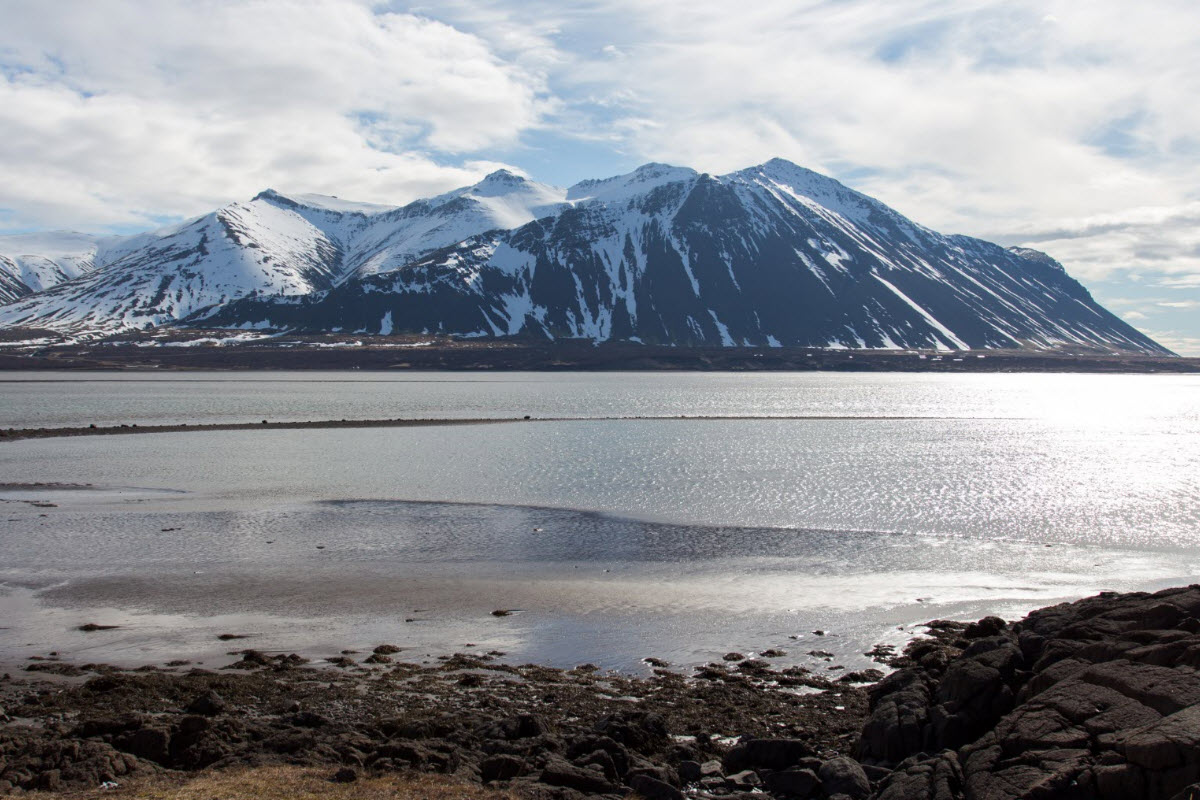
0,170,569,333
0,232,106,303
0,160,1169,354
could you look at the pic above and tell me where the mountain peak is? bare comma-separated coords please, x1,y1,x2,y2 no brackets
479,168,525,184
763,156,804,170
252,188,290,204
567,163,698,203
737,157,836,186
251,189,394,216
1009,246,1067,272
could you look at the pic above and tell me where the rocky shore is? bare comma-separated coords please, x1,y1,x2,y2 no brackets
2,585,1199,799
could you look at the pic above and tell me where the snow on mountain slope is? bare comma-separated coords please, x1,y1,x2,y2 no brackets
0,171,566,333
247,171,567,283
198,160,1167,355
567,163,699,205
0,232,107,302
331,170,568,280
0,200,342,333
0,159,1170,354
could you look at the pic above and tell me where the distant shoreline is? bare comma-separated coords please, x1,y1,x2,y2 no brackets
1,333,1197,373
0,414,994,443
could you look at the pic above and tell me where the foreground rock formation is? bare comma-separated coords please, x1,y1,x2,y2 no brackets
860,585,1200,799
1,585,1198,799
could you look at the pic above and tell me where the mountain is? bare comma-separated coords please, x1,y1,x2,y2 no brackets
0,231,107,303
0,171,566,334
0,160,1168,354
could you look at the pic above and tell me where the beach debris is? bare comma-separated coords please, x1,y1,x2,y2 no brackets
812,629,826,636
217,633,250,641
372,644,401,655
760,648,787,658
77,623,119,632
643,657,670,668
491,609,513,617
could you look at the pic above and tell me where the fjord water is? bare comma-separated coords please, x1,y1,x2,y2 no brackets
1,371,1198,670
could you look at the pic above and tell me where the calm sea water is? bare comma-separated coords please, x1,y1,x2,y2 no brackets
1,371,1198,670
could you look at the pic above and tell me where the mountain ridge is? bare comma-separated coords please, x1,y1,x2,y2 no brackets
0,159,1170,354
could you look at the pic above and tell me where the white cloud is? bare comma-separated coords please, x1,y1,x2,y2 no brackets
1159,275,1200,289
1139,330,1200,357
0,0,548,229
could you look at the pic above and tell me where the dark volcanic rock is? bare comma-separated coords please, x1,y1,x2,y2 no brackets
477,713,551,741
185,690,229,716
480,753,529,783
819,756,871,799
593,710,669,754
629,773,684,800
764,767,821,797
856,584,1200,800
725,738,815,772
874,752,962,800
539,755,622,794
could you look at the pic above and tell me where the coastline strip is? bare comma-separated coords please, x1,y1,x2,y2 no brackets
0,414,1002,443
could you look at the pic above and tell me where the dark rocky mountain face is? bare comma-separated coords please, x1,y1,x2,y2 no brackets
1,159,1168,354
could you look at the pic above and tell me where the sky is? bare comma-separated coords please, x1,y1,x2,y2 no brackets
1,0,1198,353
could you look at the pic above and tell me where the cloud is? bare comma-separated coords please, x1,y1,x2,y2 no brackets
1138,330,1200,357
0,0,548,229
1158,275,1200,289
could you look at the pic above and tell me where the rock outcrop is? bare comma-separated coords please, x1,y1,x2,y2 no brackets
859,585,1200,800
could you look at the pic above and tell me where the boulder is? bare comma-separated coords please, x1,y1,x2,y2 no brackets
629,774,684,800
539,755,622,794
819,756,871,799
185,690,228,716
478,713,551,741
480,754,529,782
764,767,820,797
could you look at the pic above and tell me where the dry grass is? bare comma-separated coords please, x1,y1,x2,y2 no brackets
23,766,520,800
